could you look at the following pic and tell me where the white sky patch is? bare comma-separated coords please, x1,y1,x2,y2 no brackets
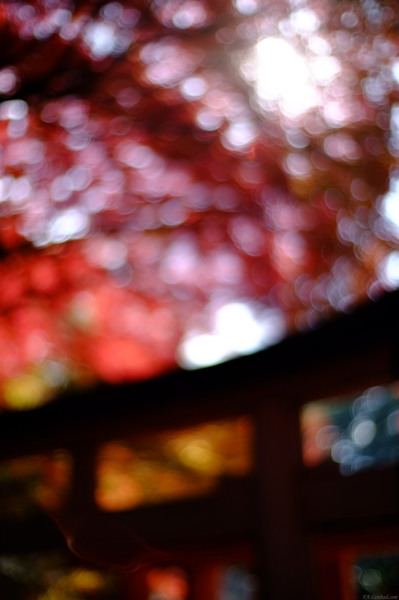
290,8,320,34
0,175,14,201
180,76,208,100
172,1,207,29
0,68,18,94
196,108,223,131
48,208,90,244
0,100,28,120
10,176,31,204
234,0,260,15
392,60,399,85
177,301,286,369
390,104,399,152
83,22,117,58
222,120,257,150
379,250,399,289
311,55,341,86
382,176,399,232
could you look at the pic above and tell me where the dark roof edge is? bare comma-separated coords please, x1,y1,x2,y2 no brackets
0,289,398,445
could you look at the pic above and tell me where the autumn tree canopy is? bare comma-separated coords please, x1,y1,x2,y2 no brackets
0,0,398,409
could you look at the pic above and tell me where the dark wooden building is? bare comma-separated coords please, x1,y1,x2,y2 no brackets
1,289,399,599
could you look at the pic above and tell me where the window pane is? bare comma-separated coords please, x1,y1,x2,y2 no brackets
219,565,257,600
0,450,72,515
96,417,253,511
301,383,399,474
0,551,120,600
354,552,399,599
147,567,189,600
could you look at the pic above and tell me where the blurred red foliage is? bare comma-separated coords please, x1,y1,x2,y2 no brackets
0,0,398,406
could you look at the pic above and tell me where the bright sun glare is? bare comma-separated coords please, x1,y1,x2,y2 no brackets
242,36,319,117
177,302,286,369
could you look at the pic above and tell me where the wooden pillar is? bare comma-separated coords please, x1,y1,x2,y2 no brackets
68,441,98,511
124,569,149,600
253,398,314,599
189,563,221,600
